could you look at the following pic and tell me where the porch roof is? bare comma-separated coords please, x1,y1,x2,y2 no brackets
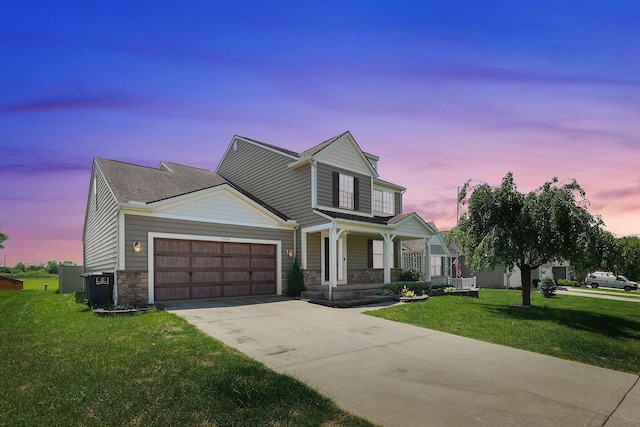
311,209,436,240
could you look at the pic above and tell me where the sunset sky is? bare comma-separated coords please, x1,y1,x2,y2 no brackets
1,1,639,267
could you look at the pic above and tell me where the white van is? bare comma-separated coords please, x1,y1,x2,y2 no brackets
584,272,638,291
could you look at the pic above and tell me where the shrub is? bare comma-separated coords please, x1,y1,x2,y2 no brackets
399,268,425,282
287,258,305,296
383,281,431,296
557,279,581,288
376,288,395,296
539,274,557,298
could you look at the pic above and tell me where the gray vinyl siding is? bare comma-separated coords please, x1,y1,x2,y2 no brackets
124,214,294,272
316,162,371,215
395,192,402,215
306,232,321,269
430,243,446,256
83,166,119,273
346,234,369,269
218,139,324,229
217,139,329,259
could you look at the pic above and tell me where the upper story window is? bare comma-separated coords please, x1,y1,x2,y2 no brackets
339,174,353,209
333,172,359,211
374,189,394,215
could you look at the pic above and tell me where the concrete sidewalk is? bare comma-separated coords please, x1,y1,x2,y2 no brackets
166,297,640,426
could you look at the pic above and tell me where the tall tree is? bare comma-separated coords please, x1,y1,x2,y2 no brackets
451,173,617,307
619,236,640,281
0,229,7,250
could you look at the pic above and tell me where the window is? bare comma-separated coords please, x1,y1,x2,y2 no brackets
430,256,442,277
332,172,359,210
372,240,394,268
373,189,394,215
339,173,354,210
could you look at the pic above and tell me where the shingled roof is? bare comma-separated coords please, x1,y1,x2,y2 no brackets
94,158,290,220
95,158,227,204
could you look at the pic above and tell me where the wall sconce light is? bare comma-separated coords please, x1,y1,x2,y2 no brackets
133,241,141,253
287,249,293,258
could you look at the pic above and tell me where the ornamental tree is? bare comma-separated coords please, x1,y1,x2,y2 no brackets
450,172,617,307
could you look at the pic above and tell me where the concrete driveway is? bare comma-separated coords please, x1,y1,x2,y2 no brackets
166,297,640,427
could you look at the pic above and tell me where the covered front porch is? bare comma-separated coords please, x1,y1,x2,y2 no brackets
299,211,437,300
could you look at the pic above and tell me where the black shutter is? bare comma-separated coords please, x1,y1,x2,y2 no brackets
354,177,359,211
394,241,400,268
325,238,330,280
367,239,373,268
332,172,339,207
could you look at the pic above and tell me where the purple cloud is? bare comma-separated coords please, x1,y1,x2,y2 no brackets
0,94,140,114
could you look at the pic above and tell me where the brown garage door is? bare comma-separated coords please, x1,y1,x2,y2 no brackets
154,238,277,301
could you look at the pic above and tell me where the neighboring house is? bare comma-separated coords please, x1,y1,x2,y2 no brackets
83,131,439,305
402,223,451,285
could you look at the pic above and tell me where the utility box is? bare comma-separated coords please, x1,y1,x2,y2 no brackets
82,273,114,307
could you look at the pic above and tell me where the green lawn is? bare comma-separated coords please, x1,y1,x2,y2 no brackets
366,289,640,375
0,278,375,427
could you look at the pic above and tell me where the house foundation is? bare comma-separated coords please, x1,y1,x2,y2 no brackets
117,270,149,307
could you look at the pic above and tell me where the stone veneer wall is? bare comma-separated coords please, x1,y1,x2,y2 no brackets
117,270,149,307
303,269,322,286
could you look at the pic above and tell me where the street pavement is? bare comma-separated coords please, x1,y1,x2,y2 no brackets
165,296,640,427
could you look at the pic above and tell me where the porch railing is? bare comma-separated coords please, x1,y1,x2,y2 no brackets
448,277,476,290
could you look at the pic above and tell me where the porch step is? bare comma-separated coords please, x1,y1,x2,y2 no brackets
302,284,385,301
300,291,326,301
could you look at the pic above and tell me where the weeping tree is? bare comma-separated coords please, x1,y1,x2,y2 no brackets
450,172,617,307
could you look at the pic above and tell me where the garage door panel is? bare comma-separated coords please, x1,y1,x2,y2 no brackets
251,258,275,268
155,286,190,301
156,239,190,252
192,271,222,282
191,286,223,298
251,244,275,256
224,243,251,254
154,238,277,301
192,241,222,254
252,283,276,294
252,271,275,281
156,256,190,268
223,284,251,296
192,257,222,268
224,271,250,282
156,271,190,285
225,257,250,268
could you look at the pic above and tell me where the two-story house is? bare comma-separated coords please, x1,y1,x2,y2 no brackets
83,131,439,305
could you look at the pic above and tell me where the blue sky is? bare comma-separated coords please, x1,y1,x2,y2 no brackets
1,1,639,265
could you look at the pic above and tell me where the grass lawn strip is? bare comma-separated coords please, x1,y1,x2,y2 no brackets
564,288,640,299
0,278,376,427
366,289,640,376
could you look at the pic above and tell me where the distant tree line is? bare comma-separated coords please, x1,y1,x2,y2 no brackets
0,260,77,277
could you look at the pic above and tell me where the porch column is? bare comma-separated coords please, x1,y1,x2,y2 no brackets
328,228,338,300
381,233,395,284
424,237,432,282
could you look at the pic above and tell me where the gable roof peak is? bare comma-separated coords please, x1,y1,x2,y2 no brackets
299,131,351,157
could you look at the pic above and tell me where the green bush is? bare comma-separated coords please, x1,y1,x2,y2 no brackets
287,258,305,296
539,274,557,298
384,281,431,296
399,268,425,281
557,279,581,288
